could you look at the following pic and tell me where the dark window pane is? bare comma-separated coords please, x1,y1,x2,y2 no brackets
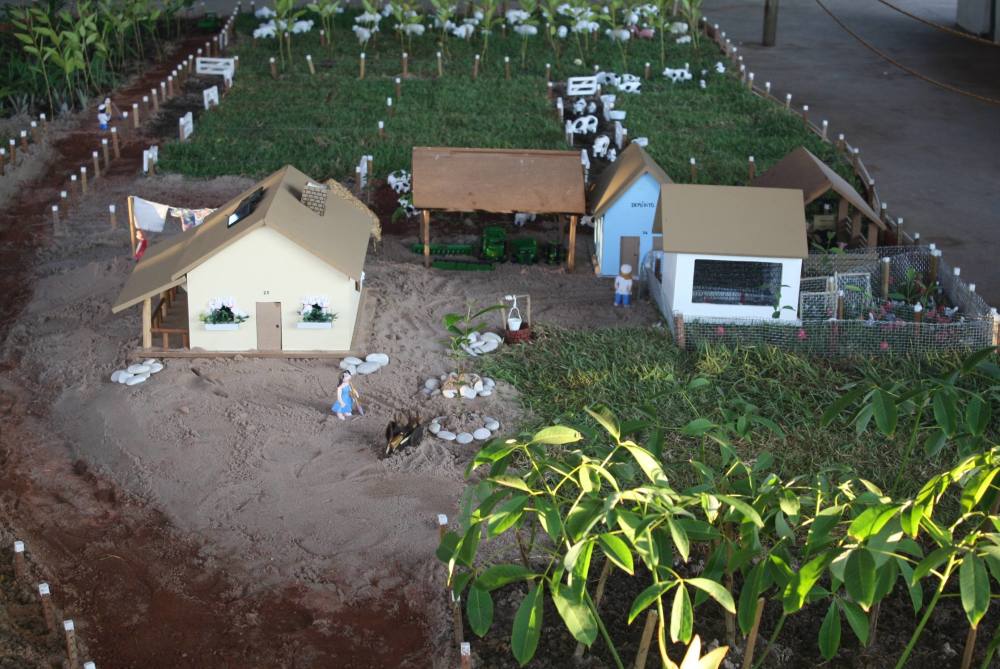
692,259,782,306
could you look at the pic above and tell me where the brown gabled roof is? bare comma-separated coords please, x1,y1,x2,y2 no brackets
411,147,586,214
654,184,808,259
112,166,374,313
751,147,884,229
587,143,671,216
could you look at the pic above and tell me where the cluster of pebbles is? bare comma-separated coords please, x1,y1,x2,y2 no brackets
423,372,496,399
110,359,164,386
339,353,390,375
428,412,502,444
460,331,503,357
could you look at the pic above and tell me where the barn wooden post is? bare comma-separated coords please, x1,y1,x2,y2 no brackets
673,311,686,349
866,220,880,248
835,196,848,239
421,209,431,268
850,210,861,242
880,257,891,300
142,298,153,349
567,214,578,271
127,196,137,255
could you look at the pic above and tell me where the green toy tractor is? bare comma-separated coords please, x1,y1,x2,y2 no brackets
197,12,221,31
481,226,507,261
509,238,538,264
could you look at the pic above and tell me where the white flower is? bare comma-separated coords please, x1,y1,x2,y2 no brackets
514,24,538,36
572,20,599,33
402,23,426,36
253,23,277,39
353,25,372,44
355,11,381,25
607,27,630,42
473,10,483,20
625,11,638,25
506,9,530,24
380,4,393,16
714,61,726,74
556,25,568,38
675,35,691,44
291,19,314,34
222,296,236,309
234,309,248,319
254,6,275,18
451,23,474,39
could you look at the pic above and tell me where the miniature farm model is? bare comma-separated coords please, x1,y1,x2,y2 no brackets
111,165,378,354
647,184,807,324
751,146,885,247
586,143,671,277
411,147,586,269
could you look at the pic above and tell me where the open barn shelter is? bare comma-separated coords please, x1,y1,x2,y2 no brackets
751,146,885,247
411,147,587,269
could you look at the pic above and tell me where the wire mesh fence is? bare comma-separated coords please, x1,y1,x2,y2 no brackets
652,246,998,356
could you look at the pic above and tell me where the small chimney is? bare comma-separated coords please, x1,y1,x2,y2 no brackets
301,181,328,216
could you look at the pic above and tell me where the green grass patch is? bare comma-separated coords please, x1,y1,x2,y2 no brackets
160,11,843,184
477,326,992,495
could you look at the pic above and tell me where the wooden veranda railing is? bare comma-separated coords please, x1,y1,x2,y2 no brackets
150,286,189,349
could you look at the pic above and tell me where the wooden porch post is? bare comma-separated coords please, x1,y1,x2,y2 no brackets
866,220,880,248
850,210,862,243
141,297,152,349
567,214,578,271
421,209,431,268
836,196,848,240
127,196,137,255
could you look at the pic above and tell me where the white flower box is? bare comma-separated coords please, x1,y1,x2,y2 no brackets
204,323,241,331
296,321,333,329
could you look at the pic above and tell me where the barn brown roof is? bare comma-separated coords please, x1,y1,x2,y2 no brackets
411,147,586,214
654,184,808,259
587,143,671,216
112,165,375,313
750,146,884,229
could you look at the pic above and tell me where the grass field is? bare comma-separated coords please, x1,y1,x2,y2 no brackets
159,10,842,184
478,327,995,496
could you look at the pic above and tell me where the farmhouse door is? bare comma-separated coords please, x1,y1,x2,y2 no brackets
256,301,282,350
620,236,640,280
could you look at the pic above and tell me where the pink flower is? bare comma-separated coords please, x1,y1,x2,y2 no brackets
880,341,889,351
797,329,807,340
715,326,725,336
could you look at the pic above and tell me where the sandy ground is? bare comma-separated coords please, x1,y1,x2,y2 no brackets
1,170,660,663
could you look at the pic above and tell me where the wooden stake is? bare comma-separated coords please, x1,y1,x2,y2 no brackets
80,166,88,194
269,57,277,79
574,559,611,660
38,583,56,632
821,119,829,141
320,29,326,46
802,104,809,127
306,54,315,75
633,609,658,669
836,290,845,320
0,148,5,176
12,541,25,580
359,53,366,79
437,514,448,542
880,257,891,299
151,88,159,111
741,598,766,669
402,52,408,77
101,138,110,167
747,156,755,182
387,97,393,116
504,56,510,80
460,641,471,669
127,196,137,255
436,51,443,77
748,72,754,89
132,103,140,128
70,174,78,198
92,151,101,178
30,121,39,144
20,130,28,153
160,81,167,102
142,297,152,349
472,54,479,80
395,77,402,99
168,75,174,97
52,204,60,232
378,120,385,138
109,204,118,229
64,620,80,669
422,209,431,268
929,249,940,285
689,157,697,183
644,61,650,79
9,138,16,164
567,214,578,271
673,311,686,348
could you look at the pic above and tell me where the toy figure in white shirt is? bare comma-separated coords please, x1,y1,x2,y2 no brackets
614,264,633,307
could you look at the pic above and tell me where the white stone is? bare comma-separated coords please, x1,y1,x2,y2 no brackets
460,385,477,400
442,389,457,399
117,372,133,384
149,362,164,373
485,419,500,431
460,343,479,357
437,430,456,441
343,356,364,366
473,380,484,392
429,422,441,434
142,358,157,366
127,363,151,374
478,389,493,397
339,360,355,370
356,361,381,374
467,331,480,342
473,428,492,440
424,378,440,390
125,374,147,386
479,339,500,353
111,370,125,383
483,377,496,388
455,432,474,444
366,353,390,366
481,332,503,343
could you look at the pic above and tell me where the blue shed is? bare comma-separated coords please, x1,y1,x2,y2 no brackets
587,143,672,277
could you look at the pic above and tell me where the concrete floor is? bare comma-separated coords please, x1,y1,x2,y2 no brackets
703,0,1000,304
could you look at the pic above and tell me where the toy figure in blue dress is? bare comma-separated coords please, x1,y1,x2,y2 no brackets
331,371,354,420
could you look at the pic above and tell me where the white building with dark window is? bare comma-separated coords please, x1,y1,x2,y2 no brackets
644,184,808,325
